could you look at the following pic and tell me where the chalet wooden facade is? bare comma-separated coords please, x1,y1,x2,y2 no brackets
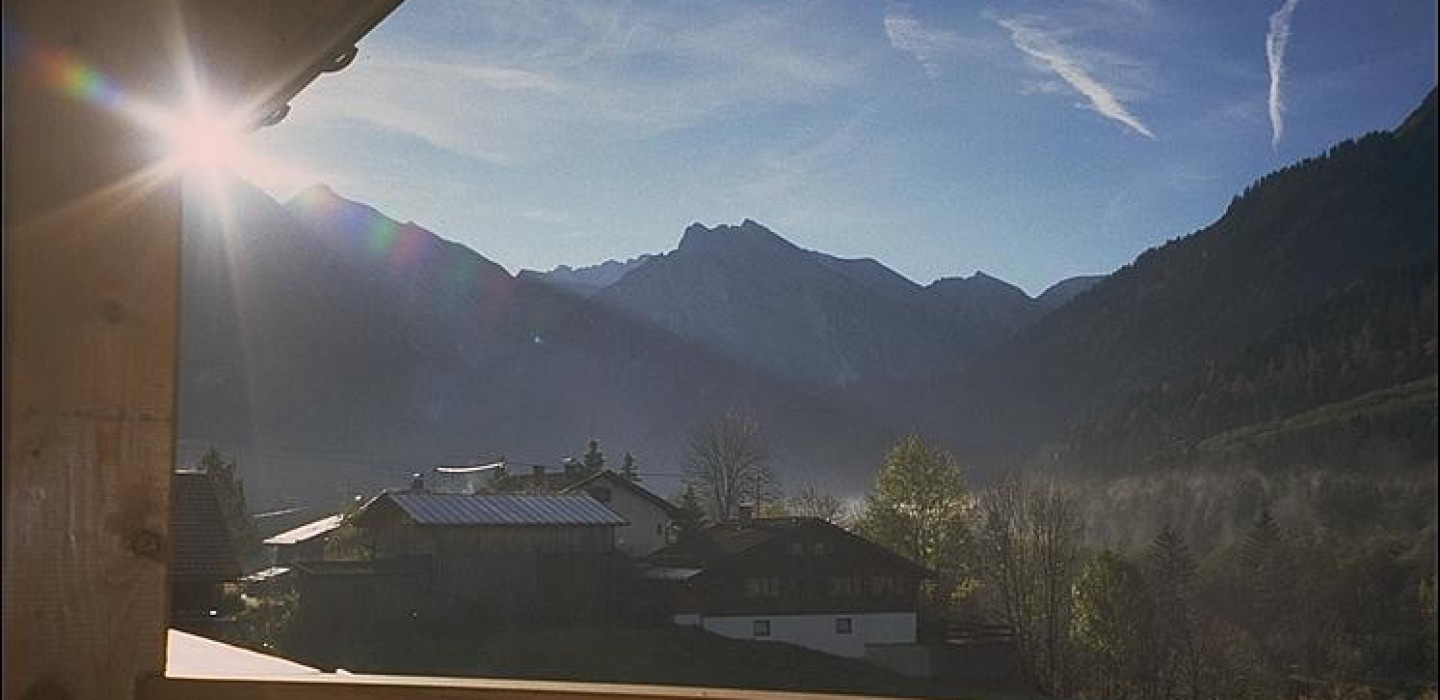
643,516,934,658
348,491,629,619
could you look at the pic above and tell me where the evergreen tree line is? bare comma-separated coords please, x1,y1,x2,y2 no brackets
1061,259,1436,476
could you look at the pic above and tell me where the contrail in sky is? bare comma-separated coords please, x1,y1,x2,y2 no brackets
1267,0,1301,149
997,16,1156,139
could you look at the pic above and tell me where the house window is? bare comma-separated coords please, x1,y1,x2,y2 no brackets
827,576,861,596
753,620,771,637
835,617,853,635
743,577,782,597
809,541,828,555
788,541,804,555
870,575,906,596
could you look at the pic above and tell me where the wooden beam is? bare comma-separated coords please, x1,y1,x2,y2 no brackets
139,674,895,700
177,0,403,126
3,1,182,698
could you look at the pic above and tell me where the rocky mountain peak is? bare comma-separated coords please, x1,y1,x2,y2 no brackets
677,219,801,258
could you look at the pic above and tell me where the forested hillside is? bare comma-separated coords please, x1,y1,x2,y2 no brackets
968,89,1438,476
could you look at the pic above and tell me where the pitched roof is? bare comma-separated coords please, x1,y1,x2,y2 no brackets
561,469,684,516
262,514,344,546
647,516,934,579
171,471,242,582
658,516,815,559
360,492,628,527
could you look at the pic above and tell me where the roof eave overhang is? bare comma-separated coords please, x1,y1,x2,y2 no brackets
183,0,404,130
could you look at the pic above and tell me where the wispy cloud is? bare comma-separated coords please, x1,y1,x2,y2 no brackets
1266,0,1301,149
883,5,960,80
278,55,564,166
738,111,874,205
993,15,1156,139
1089,0,1154,17
275,3,865,168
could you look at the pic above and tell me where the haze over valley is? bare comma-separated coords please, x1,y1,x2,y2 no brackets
179,90,1436,513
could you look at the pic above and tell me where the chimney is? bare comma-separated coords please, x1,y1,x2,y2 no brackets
563,457,578,477
737,504,754,527
409,472,425,492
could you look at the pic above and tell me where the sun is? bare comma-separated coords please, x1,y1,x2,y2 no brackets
9,23,329,233
153,97,315,199
167,101,247,174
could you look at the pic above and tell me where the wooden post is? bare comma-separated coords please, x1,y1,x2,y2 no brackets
3,1,182,698
3,1,397,697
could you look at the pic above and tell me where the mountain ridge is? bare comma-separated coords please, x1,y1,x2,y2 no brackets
959,86,1438,471
593,219,1021,388
177,88,1438,507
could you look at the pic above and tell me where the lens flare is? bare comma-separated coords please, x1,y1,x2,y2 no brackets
7,27,307,193
168,103,246,172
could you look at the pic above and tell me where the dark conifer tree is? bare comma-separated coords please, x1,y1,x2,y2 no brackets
619,452,640,482
1145,524,1199,699
1238,504,1295,669
582,438,606,473
672,485,707,544
198,447,261,568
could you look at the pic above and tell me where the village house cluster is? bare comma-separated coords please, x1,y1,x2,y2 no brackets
173,463,935,669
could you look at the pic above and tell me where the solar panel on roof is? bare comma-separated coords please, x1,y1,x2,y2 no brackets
386,493,627,526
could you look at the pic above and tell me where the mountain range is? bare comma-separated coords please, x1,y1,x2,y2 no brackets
179,89,1437,509
517,255,655,298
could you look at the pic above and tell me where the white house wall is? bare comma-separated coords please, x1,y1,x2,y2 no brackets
675,612,917,658
605,487,670,557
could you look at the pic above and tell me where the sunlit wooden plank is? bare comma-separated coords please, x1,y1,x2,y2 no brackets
140,674,903,700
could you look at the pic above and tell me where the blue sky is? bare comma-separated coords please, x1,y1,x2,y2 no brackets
243,0,1436,295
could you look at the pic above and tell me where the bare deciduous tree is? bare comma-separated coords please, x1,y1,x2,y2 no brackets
787,484,849,525
683,410,777,521
975,473,1082,696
